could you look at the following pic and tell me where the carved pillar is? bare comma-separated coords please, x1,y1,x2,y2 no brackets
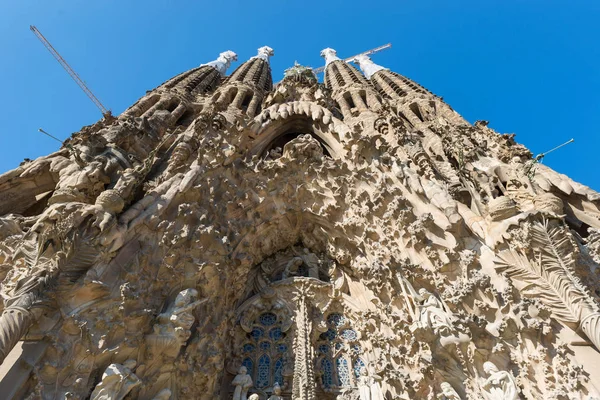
292,293,316,400
0,306,34,365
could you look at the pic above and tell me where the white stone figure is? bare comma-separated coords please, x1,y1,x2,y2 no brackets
268,382,284,400
357,367,384,400
248,394,260,400
352,54,388,79
437,382,461,400
416,288,454,332
252,46,274,63
90,359,141,400
232,366,253,400
152,388,172,400
481,361,518,400
320,48,341,67
201,51,238,77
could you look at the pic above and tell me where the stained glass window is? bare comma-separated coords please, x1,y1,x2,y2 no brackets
274,357,284,386
321,358,333,388
257,354,270,388
250,327,264,341
239,311,289,389
316,313,362,390
259,312,277,326
336,357,350,387
269,327,283,341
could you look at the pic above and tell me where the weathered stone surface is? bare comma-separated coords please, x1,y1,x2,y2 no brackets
0,46,599,400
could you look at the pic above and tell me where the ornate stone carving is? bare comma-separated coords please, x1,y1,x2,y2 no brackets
0,45,599,400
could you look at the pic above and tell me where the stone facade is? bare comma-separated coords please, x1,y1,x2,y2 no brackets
0,46,599,399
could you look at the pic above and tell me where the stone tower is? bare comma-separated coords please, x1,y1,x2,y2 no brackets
0,45,599,400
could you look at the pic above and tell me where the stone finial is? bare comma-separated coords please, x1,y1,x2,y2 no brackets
320,47,341,67
201,50,238,76
352,53,388,79
252,46,274,63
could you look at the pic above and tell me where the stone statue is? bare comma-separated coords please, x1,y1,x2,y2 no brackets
481,361,518,400
232,366,253,400
90,360,141,400
201,51,238,77
437,382,461,400
248,395,260,400
152,388,172,400
268,382,284,400
282,257,304,279
416,288,454,332
357,367,384,400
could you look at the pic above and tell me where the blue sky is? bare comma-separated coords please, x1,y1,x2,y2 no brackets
1,1,599,190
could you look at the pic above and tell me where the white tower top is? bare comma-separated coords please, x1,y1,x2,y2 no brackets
201,51,238,77
252,46,274,63
352,53,388,79
320,48,341,67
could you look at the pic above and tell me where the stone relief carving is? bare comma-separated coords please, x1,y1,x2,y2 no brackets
90,360,141,400
481,361,518,400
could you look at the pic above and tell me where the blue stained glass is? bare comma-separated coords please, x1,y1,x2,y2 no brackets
256,354,270,388
354,358,366,379
335,342,342,351
327,313,345,327
250,327,264,341
242,357,254,376
243,343,256,353
340,329,357,341
269,327,283,341
259,341,271,351
336,357,350,387
259,312,277,326
321,358,333,388
320,328,336,341
274,358,284,386
351,344,362,355
318,344,330,354
277,344,288,353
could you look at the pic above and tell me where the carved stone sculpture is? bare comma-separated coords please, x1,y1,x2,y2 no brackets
232,366,253,400
90,360,141,400
268,383,284,400
481,362,518,400
437,382,461,400
357,367,384,400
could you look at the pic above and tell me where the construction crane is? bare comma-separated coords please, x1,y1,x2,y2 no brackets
312,43,392,74
30,25,112,118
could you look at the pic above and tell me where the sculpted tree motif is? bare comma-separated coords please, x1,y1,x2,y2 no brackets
496,217,600,348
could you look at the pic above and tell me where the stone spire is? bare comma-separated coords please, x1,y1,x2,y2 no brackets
251,46,274,64
319,48,341,67
200,50,238,76
352,53,388,79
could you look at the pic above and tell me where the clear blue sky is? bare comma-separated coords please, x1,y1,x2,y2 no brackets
1,1,599,190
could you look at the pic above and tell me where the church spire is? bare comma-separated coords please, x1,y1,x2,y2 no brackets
319,48,341,67
352,53,388,79
200,50,238,76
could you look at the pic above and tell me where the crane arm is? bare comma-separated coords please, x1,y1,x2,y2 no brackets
30,25,111,117
312,43,391,74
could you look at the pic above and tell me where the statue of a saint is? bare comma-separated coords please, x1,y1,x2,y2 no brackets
232,366,253,400
248,394,260,400
481,361,518,400
437,382,461,400
357,367,384,400
268,382,284,400
90,359,141,400
416,288,454,332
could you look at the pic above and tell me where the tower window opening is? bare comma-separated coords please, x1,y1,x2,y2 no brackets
358,91,367,107
241,92,253,112
228,88,238,105
409,103,424,122
344,93,356,110
166,101,179,113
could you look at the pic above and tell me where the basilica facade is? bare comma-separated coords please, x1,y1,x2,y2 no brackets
0,45,599,399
